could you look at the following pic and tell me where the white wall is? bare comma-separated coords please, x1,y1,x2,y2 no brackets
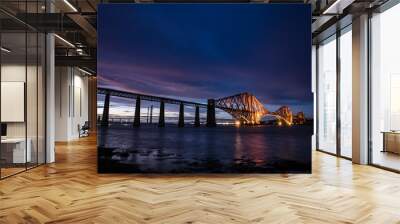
74,73,89,137
55,67,89,141
1,64,42,138
1,64,26,138
1,63,46,164
55,67,70,141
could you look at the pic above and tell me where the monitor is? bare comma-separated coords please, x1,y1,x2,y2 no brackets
1,123,7,137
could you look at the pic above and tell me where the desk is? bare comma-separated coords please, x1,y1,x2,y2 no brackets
382,131,400,154
1,138,31,163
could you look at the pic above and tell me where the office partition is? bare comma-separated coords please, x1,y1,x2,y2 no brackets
0,1,46,179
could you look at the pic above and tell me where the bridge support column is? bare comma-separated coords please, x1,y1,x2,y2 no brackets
146,107,149,124
133,96,141,127
206,99,216,127
101,92,110,127
178,103,184,127
150,105,153,124
158,101,165,127
194,106,200,127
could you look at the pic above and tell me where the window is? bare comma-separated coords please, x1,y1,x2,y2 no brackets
370,3,400,171
317,35,337,154
339,27,352,158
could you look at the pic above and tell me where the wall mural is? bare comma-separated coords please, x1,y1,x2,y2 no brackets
97,4,313,173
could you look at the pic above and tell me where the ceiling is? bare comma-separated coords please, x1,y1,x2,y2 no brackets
0,0,389,73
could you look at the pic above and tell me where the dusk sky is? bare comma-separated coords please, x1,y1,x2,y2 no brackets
98,4,312,119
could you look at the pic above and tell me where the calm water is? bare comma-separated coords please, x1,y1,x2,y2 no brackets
98,125,312,173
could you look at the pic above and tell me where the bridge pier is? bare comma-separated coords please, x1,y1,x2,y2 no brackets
194,106,200,127
150,105,153,124
133,96,141,127
178,103,184,127
206,99,216,127
101,92,110,127
158,101,165,127
146,107,149,123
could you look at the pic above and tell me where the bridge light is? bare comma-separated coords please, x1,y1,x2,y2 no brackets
235,121,241,127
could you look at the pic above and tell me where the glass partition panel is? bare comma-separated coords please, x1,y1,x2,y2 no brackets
27,30,38,169
38,32,46,165
1,30,27,177
317,36,337,154
0,1,46,179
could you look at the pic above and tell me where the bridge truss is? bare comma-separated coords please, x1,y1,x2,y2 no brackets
215,93,294,125
215,93,269,124
97,87,207,108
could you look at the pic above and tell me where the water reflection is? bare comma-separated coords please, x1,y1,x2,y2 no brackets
234,130,244,161
98,125,312,173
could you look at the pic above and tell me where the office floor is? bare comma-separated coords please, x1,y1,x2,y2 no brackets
0,135,400,223
0,167,25,177
1,163,45,179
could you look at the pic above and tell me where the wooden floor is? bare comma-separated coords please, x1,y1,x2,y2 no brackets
1,135,400,224
1,167,26,178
